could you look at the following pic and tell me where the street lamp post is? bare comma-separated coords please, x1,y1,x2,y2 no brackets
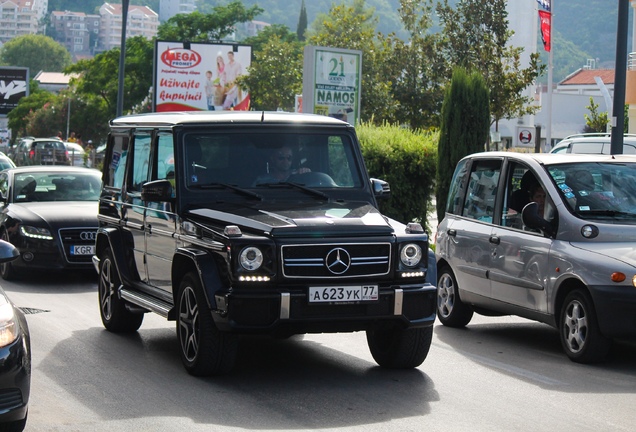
116,0,130,118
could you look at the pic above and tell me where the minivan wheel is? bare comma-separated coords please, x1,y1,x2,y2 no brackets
560,289,611,363
177,272,238,376
98,249,144,332
366,324,433,369
437,265,473,327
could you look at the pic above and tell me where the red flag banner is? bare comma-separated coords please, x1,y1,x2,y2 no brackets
539,10,551,52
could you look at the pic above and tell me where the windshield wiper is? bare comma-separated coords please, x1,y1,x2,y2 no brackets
257,181,329,200
191,182,263,200
575,209,636,218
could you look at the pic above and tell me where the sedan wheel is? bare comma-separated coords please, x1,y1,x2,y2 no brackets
560,289,611,363
437,265,473,327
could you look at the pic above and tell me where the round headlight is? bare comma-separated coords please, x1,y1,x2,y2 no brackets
400,243,422,267
239,246,263,271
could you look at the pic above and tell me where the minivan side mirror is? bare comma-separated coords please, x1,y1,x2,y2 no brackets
141,179,174,202
371,178,391,200
522,202,555,237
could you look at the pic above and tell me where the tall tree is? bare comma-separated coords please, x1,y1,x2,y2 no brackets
437,0,544,139
157,2,263,42
386,0,444,129
65,36,154,118
0,34,72,78
436,67,490,223
237,35,303,111
296,0,308,42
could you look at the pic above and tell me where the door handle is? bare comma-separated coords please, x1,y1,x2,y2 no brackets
447,229,456,237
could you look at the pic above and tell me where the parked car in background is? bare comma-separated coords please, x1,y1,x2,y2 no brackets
551,133,636,154
0,166,102,280
0,239,30,431
64,142,90,167
13,138,69,167
436,151,636,363
0,152,16,171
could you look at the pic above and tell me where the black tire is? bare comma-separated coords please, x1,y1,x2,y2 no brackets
0,230,16,281
177,272,238,376
436,265,473,327
560,289,611,363
366,324,433,369
98,249,143,332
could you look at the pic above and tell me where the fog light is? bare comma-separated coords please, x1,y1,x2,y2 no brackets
22,252,33,262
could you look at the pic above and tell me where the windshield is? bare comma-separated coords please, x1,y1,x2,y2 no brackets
13,171,102,202
183,131,363,190
547,161,636,219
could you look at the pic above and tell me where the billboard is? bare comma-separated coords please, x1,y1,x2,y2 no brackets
153,41,252,112
0,67,28,117
302,46,362,124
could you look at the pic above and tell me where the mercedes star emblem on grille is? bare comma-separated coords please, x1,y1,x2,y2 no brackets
325,247,351,274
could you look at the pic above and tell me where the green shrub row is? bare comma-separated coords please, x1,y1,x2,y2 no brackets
357,122,438,234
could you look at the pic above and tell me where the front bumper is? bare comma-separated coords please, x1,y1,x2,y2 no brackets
213,283,437,335
0,335,30,424
590,284,636,339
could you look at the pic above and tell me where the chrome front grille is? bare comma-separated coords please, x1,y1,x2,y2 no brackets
282,243,391,278
59,228,97,263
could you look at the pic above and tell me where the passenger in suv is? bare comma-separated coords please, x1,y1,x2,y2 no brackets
436,151,636,363
94,111,436,376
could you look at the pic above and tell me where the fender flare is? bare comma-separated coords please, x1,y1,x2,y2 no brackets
95,227,136,285
172,247,226,312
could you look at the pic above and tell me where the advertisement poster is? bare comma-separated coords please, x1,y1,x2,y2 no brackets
153,41,252,112
303,46,362,124
0,67,28,117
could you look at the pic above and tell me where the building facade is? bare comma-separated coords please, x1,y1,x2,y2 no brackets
159,0,196,23
0,0,48,45
50,11,100,56
98,2,158,52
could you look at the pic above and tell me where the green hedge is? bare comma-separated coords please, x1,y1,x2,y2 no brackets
357,122,438,232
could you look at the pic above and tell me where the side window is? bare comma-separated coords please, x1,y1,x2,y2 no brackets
155,134,174,181
130,133,152,192
462,159,501,223
106,134,129,189
0,173,7,198
445,159,469,215
501,163,533,228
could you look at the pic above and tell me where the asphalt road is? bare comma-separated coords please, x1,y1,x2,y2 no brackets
3,270,636,432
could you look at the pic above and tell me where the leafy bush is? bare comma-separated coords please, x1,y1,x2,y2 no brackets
357,122,437,232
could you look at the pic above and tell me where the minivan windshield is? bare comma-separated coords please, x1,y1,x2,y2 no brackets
183,131,363,190
548,161,636,219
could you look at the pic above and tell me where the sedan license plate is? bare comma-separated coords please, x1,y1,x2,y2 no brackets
309,285,378,303
71,245,95,255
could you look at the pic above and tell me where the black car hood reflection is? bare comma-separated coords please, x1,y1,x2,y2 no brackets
187,201,394,236
8,202,99,226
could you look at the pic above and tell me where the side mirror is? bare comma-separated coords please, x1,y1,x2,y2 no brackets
141,179,174,202
371,178,391,200
522,202,555,237
0,239,19,263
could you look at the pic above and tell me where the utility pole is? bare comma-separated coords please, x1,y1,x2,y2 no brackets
610,0,629,154
116,0,130,118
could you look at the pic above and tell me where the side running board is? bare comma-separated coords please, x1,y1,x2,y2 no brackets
120,288,171,318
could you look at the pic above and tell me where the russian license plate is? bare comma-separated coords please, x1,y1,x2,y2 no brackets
309,285,379,303
71,245,95,255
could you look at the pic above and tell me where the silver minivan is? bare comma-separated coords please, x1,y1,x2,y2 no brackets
436,152,636,363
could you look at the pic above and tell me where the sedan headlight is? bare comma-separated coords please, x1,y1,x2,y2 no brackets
239,246,264,271
20,225,53,240
0,302,18,347
400,243,423,267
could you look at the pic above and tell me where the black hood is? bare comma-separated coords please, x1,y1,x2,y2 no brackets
187,201,394,237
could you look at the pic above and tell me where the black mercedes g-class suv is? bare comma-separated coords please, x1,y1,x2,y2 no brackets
94,111,436,375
